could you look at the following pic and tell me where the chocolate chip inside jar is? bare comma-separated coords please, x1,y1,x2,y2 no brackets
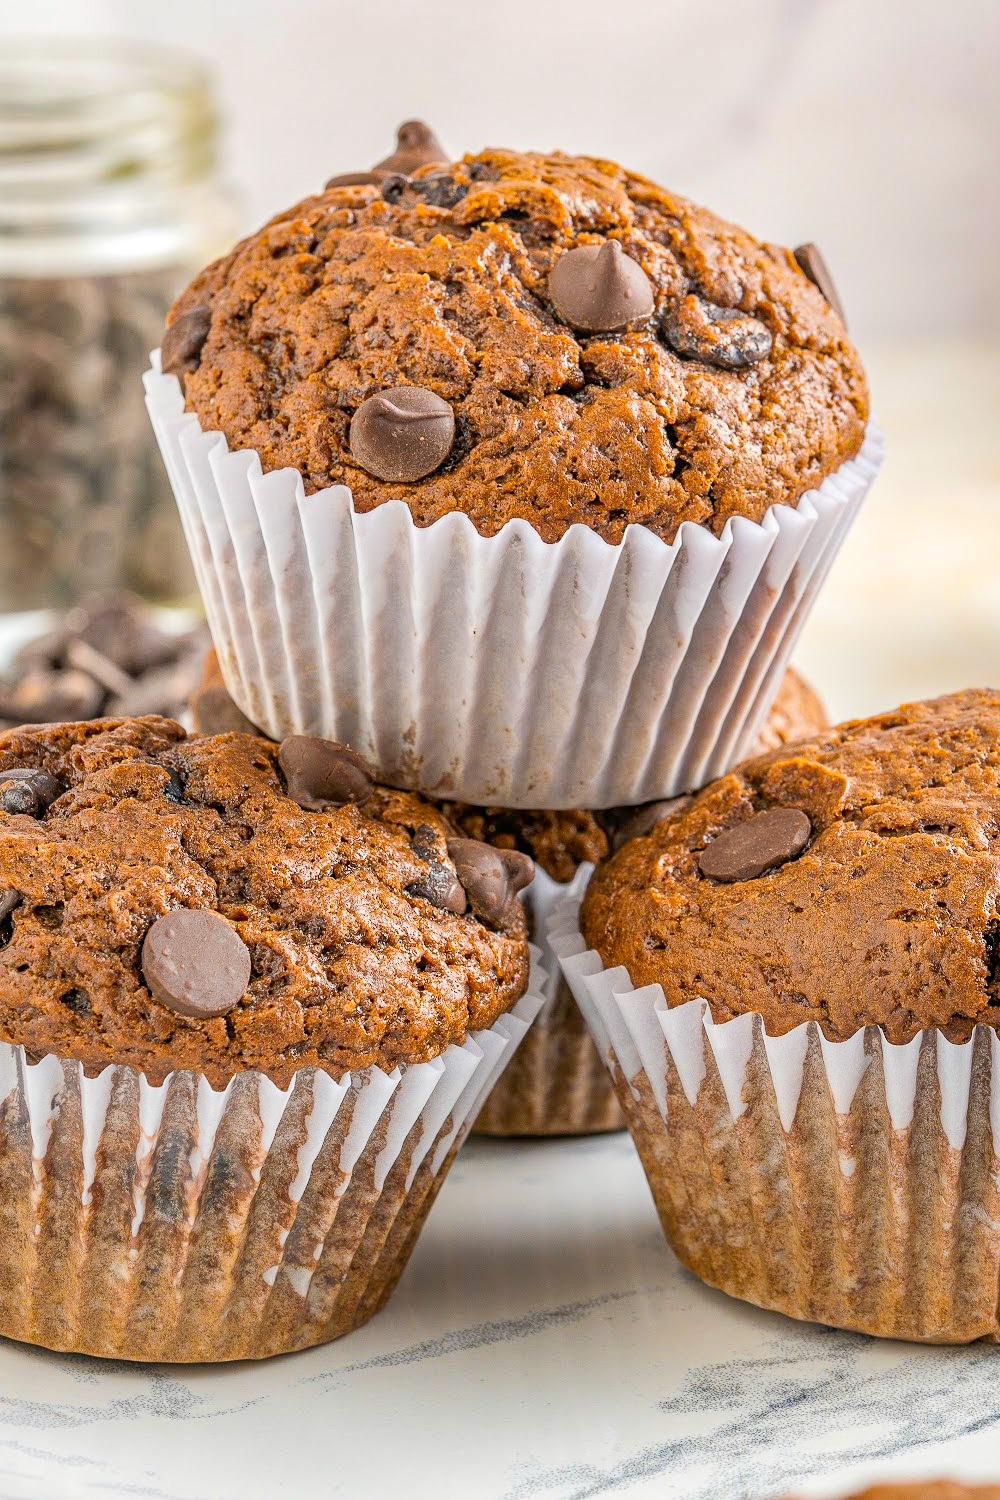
0,592,209,732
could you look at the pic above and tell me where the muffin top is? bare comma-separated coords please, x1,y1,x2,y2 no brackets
582,690,1000,1044
0,718,531,1087
446,666,827,883
165,139,868,546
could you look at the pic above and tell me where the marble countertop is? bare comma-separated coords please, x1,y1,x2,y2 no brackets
0,342,998,1498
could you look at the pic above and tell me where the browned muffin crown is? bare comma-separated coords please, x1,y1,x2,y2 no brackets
582,690,1000,1044
166,147,868,546
0,718,529,1086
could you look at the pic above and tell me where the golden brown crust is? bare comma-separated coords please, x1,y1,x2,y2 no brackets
169,148,868,546
0,718,529,1086
582,689,1000,1043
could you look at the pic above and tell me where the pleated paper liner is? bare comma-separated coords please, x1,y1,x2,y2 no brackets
145,360,883,809
551,874,1000,1344
0,962,545,1363
475,869,623,1136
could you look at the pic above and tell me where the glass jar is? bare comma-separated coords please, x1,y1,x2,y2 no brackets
0,41,240,610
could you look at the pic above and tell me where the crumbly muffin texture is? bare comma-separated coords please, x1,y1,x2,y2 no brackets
0,718,528,1086
447,665,826,882
168,147,868,545
582,690,1000,1043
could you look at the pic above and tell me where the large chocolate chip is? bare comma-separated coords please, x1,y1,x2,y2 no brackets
142,909,251,1019
0,768,63,817
446,838,534,927
698,807,811,883
278,735,375,811
373,120,448,177
350,386,455,482
161,304,211,377
662,294,773,369
793,242,847,327
548,240,655,334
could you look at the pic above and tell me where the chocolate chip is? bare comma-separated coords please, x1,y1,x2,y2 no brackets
141,909,251,1019
163,769,186,804
698,807,811,883
278,735,375,811
0,768,63,817
373,120,448,177
793,242,847,327
0,889,20,947
548,240,655,334
419,173,468,208
160,304,211,377
407,825,466,913
446,838,534,927
60,987,91,1016
662,295,773,370
350,386,455,483
325,170,381,189
379,174,410,204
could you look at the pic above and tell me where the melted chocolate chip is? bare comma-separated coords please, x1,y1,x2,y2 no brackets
662,295,772,370
407,824,466,911
446,838,533,927
793,242,847,326
698,807,811,883
379,174,410,204
163,769,187,804
0,768,63,818
278,736,375,811
161,304,211,377
141,909,251,1019
548,240,655,333
0,889,21,948
350,386,455,482
419,173,468,208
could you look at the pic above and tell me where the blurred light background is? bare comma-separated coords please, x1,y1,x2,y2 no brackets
4,0,1000,713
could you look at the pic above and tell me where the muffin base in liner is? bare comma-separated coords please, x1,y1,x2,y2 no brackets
0,959,545,1363
144,361,883,809
475,869,623,1136
551,874,1000,1344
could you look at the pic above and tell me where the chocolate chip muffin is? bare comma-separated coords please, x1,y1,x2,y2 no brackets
165,143,868,545
557,689,1000,1342
582,688,1000,1044
0,717,541,1360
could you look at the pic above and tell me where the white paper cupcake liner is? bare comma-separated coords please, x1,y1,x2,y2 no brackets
144,361,882,808
475,869,623,1135
551,873,1000,1343
0,952,545,1363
